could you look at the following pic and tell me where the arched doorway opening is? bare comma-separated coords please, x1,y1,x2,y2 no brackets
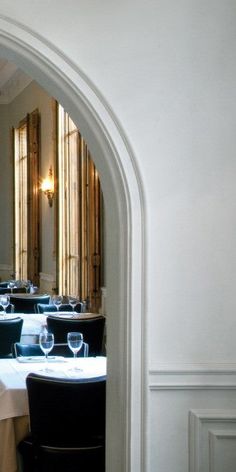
0,16,146,472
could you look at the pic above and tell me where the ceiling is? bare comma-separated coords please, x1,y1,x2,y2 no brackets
0,59,32,104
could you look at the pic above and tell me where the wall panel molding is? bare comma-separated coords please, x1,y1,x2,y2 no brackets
149,363,236,390
209,429,236,472
189,410,236,472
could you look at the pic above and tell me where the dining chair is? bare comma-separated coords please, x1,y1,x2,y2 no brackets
0,317,23,357
36,302,84,314
0,286,27,294
0,287,10,294
9,294,51,313
0,281,9,288
12,287,28,293
18,373,106,472
47,315,105,356
12,341,89,358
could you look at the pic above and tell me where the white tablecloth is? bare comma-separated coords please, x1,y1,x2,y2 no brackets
21,313,47,337
0,356,106,472
0,356,106,421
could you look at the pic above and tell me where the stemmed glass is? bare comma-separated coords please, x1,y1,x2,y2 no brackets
67,332,83,371
0,295,10,318
68,295,78,318
39,330,54,371
52,295,63,312
7,281,15,294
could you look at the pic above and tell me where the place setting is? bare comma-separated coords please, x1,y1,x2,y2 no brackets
16,328,87,378
49,294,83,318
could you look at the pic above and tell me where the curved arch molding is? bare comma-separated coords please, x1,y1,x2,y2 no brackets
0,14,147,472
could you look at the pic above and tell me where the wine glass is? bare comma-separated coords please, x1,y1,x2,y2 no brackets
52,295,63,312
7,281,15,294
68,295,78,317
39,330,54,371
0,295,10,317
67,332,83,371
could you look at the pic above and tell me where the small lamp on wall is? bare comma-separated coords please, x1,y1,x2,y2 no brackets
41,166,54,207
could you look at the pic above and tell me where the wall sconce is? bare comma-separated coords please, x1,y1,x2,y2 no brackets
41,166,54,207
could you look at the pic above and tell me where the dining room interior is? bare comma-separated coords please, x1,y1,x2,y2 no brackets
0,57,106,315
0,58,108,472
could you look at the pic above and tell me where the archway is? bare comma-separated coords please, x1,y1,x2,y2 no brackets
0,15,146,472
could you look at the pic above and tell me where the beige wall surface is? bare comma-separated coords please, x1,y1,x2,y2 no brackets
0,81,56,282
0,104,12,269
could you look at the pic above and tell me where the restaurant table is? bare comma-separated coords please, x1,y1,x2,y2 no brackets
0,312,104,343
0,356,106,472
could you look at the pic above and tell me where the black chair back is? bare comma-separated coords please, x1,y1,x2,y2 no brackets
36,302,83,314
0,287,27,294
18,373,106,471
0,281,9,288
28,373,106,445
13,341,89,358
9,295,51,313
0,287,10,294
12,287,28,293
47,316,105,356
0,317,23,357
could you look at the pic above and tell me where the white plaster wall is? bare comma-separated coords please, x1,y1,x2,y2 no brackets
0,1,236,471
146,2,236,365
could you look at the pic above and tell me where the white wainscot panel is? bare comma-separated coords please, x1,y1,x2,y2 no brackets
209,430,236,472
149,363,236,472
189,410,236,472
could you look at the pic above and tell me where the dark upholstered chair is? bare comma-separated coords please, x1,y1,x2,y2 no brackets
47,316,105,356
12,287,28,293
9,295,51,313
0,287,27,294
36,302,83,314
0,287,10,294
18,373,106,472
0,317,23,357
12,341,89,358
0,281,9,288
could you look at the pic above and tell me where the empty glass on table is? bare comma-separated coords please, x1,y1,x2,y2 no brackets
68,295,79,317
0,295,10,317
7,281,15,293
52,295,63,311
67,332,83,371
39,330,54,371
